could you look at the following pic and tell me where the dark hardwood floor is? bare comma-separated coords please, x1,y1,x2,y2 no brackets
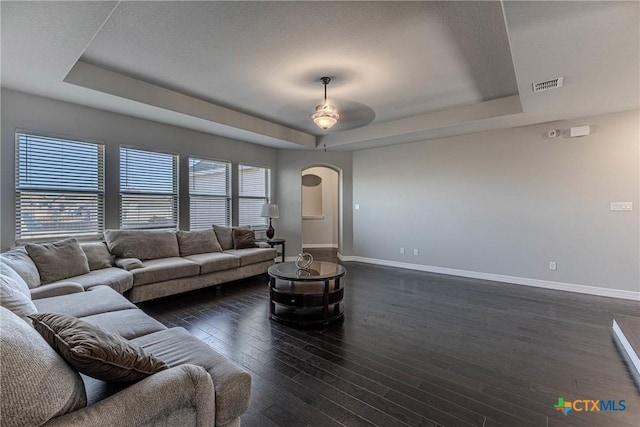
139,254,640,427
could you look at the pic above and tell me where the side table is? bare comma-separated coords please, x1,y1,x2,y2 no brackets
260,238,285,263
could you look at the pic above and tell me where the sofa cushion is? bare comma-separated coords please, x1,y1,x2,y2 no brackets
213,225,250,250
34,285,136,318
80,242,114,270
48,266,134,294
30,282,85,300
232,228,258,249
30,312,169,382
225,247,277,266
131,257,200,286
104,229,180,260
177,229,223,256
26,238,90,285
133,327,251,426
0,262,30,295
0,247,41,288
183,252,240,274
0,307,86,427
80,308,167,340
0,273,37,321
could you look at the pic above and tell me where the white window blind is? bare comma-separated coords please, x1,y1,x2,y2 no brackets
120,147,178,230
189,157,231,229
238,164,269,227
15,132,104,241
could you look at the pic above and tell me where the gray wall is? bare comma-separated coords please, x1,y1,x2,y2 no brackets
302,167,339,247
353,109,639,292
3,88,637,294
0,89,276,250
275,150,353,259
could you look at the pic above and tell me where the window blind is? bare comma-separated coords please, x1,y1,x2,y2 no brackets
189,157,231,229
15,132,104,241
120,147,178,229
238,164,269,227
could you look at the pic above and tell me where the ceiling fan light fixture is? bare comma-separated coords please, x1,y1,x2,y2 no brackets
312,102,339,130
311,77,339,130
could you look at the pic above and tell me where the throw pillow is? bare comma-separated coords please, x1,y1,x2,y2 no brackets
80,242,114,270
0,274,37,321
25,238,90,285
0,261,30,295
30,313,169,383
1,307,86,427
104,230,180,260
214,225,250,250
0,247,41,288
176,229,223,256
232,228,258,249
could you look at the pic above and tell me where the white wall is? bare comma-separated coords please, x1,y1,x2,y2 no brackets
352,110,639,294
302,167,339,248
0,89,277,250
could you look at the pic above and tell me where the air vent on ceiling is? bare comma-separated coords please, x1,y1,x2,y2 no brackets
532,77,564,93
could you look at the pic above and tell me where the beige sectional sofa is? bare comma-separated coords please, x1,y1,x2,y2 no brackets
0,228,275,426
1,228,276,303
1,284,250,426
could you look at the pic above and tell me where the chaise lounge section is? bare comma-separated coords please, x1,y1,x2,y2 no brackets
0,227,272,426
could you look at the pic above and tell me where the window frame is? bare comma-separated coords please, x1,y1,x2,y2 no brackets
119,145,179,230
188,155,232,229
238,163,271,228
14,130,105,243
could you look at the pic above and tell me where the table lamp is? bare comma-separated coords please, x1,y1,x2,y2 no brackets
260,204,279,239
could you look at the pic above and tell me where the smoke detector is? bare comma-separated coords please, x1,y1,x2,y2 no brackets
532,77,564,93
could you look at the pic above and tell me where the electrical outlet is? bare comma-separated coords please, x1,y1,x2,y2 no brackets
549,261,557,271
413,249,419,256
400,247,405,254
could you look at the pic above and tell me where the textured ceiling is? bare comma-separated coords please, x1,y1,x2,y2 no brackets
1,1,639,150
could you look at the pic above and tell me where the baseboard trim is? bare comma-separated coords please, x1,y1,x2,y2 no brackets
337,255,640,301
302,243,339,249
612,320,640,391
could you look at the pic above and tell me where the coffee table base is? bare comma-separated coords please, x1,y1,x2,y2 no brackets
270,303,344,327
268,261,346,328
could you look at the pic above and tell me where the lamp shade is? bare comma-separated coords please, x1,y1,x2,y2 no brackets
260,204,279,218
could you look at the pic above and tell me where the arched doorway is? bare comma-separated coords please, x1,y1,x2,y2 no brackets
301,166,340,262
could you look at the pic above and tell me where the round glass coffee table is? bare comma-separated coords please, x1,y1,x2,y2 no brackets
267,261,346,327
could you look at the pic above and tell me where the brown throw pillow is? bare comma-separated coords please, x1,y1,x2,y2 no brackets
26,238,90,284
214,225,250,250
29,313,168,383
232,228,257,249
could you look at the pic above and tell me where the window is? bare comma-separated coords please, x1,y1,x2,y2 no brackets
15,132,104,241
189,157,231,229
120,147,178,229
238,164,270,227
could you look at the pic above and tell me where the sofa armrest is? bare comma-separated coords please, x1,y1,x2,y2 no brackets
114,257,144,271
42,365,215,427
30,282,85,300
256,242,271,248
